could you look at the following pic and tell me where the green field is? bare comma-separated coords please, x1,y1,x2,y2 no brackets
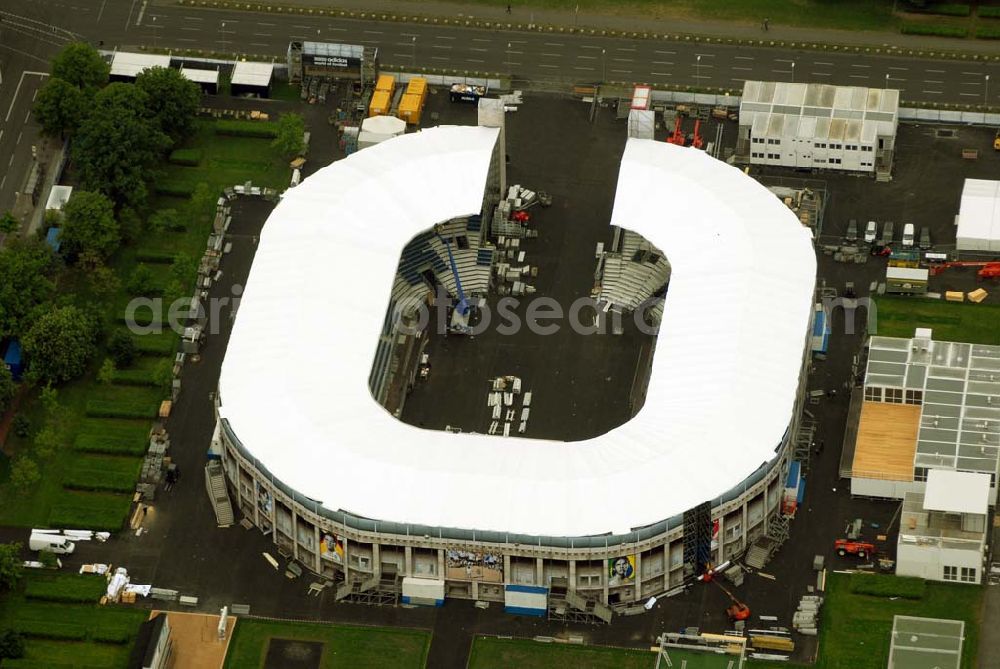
0,574,147,669
223,619,431,669
872,296,1000,345
469,637,717,669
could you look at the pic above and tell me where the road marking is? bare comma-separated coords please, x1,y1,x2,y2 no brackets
695,52,715,57
431,56,449,61
252,32,271,37
7,155,13,167
775,58,793,63
574,66,595,71
32,89,38,102
470,47,488,52
655,49,675,55
652,60,673,66
124,0,138,29
435,35,456,40
472,38,491,43
612,58,633,62
539,64,558,68
961,80,981,85
364,30,383,34
293,25,313,29
961,71,981,75
924,80,944,84
692,74,710,79
250,42,268,47
850,75,869,79
541,52,562,57
960,92,979,97
97,0,108,22
16,130,22,144
5,71,46,123
651,71,672,76
135,0,147,26
732,66,752,72
850,64,870,68
544,42,563,47
927,69,945,73
507,50,523,54
731,77,747,83
508,39,527,44
177,38,196,42
0,131,3,144
182,27,201,31
580,44,602,49
734,55,754,60
467,58,485,63
578,55,596,60
888,66,908,71
813,61,834,66
923,89,942,94
431,45,452,49
0,176,5,190
23,110,29,124
257,21,276,26
611,69,632,74
812,72,832,77
616,47,636,52
773,69,791,74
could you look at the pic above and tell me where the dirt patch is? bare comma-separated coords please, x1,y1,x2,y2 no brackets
264,638,324,669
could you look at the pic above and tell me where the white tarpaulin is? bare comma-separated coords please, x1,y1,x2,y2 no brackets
219,129,816,537
125,584,152,597
956,179,1000,252
106,568,129,600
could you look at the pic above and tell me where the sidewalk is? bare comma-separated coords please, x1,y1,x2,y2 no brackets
187,0,1000,56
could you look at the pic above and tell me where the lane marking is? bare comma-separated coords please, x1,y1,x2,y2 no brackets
849,74,869,79
574,66,594,71
850,64,870,68
470,47,488,52
773,69,791,74
611,69,632,74
695,52,715,57
16,130,22,143
257,21,276,26
652,60,673,66
177,37,196,42
580,44,602,49
734,55,754,60
616,47,636,52
961,71,981,75
959,92,979,97
732,66,752,72
135,0,147,26
124,0,139,29
252,32,271,37
96,0,108,22
431,56,448,61
467,58,485,63
812,72,832,77
182,27,201,31
888,66,908,71
472,38,491,43
692,74,710,79
541,52,562,57
544,42,563,47
539,64,558,68
813,61,834,66
23,111,28,124
507,50,523,54
927,69,944,73
775,58,793,63
651,72,672,76
431,45,452,49
5,71,47,123
612,58,633,62
578,55,596,60
435,35,456,40
924,80,944,84
655,49,675,55
249,42,268,47
923,89,942,94
364,30,383,34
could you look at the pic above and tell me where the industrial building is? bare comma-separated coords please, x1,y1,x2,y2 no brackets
108,52,171,83
738,81,899,179
214,124,816,612
847,329,1000,505
956,178,1000,253
896,469,989,584
230,61,273,98
180,67,219,95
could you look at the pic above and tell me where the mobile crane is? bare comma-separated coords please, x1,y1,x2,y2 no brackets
698,562,751,622
666,116,686,146
434,228,472,334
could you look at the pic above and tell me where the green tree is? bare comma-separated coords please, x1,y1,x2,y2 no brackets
51,42,109,90
171,253,198,286
271,113,305,159
0,212,18,235
108,331,137,367
97,358,116,385
135,66,202,141
148,208,184,234
34,423,62,459
127,264,156,295
0,543,23,592
22,305,97,384
72,85,171,209
8,456,39,492
33,77,88,138
0,365,14,414
61,190,120,261
188,183,216,228
0,630,25,660
0,238,56,338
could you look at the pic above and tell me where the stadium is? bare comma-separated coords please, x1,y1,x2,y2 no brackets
214,124,817,613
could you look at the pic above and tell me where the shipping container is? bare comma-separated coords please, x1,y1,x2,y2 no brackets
450,83,486,103
504,585,547,616
368,90,391,117
397,93,425,125
375,74,396,94
406,77,427,97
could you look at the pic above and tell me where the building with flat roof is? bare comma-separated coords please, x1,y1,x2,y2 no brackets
230,61,273,97
215,128,816,610
738,81,898,178
956,178,1000,253
849,329,1000,503
109,52,171,82
180,67,219,95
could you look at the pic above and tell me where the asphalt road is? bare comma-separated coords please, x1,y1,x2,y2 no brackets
1,0,998,109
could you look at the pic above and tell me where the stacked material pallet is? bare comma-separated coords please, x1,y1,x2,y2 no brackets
792,594,823,636
398,77,428,125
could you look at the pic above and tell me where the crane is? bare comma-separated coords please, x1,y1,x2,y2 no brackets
929,261,1000,279
697,561,751,622
434,228,472,333
666,116,686,146
690,119,704,150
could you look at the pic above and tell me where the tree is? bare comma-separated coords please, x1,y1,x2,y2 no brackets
72,85,171,209
271,113,305,159
108,331,137,367
0,630,25,660
0,212,18,235
8,456,39,492
0,543,23,593
147,208,185,234
61,190,120,260
51,42,109,90
127,264,156,295
188,183,216,228
97,358,116,385
0,238,56,338
0,365,14,415
33,78,88,138
135,66,201,141
22,305,96,384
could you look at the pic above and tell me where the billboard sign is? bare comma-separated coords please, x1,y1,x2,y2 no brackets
607,555,635,587
446,549,503,582
320,533,345,563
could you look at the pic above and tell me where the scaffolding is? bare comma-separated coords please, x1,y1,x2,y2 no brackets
683,501,713,577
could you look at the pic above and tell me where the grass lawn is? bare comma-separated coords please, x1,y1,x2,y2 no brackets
0,574,147,669
872,296,1000,345
223,619,431,669
474,0,900,31
0,115,289,531
469,637,702,669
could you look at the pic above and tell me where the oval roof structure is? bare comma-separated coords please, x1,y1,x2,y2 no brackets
219,126,817,537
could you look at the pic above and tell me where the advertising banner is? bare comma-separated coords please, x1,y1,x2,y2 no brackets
320,533,345,563
607,555,636,587
446,549,503,582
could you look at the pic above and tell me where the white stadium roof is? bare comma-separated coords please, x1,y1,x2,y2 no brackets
219,127,816,537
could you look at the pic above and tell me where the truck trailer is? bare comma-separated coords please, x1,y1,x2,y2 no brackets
28,533,76,554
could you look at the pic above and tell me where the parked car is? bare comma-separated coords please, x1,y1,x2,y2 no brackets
902,223,915,248
846,219,858,242
864,220,878,243
880,221,895,247
919,227,932,250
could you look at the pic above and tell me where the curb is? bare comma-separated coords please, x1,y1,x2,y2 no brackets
174,0,1000,63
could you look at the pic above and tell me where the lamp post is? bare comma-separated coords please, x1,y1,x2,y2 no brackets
601,48,606,84
507,42,512,79
220,21,227,54
791,61,795,84
412,35,417,65
986,74,991,108
885,72,890,89
696,54,701,86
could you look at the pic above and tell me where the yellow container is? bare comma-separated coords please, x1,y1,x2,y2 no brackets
406,77,427,97
369,90,391,117
376,74,396,93
397,93,424,125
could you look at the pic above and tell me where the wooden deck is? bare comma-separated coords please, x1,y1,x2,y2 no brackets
851,402,921,481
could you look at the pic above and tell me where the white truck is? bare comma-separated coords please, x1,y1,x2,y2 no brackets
902,223,915,248
28,532,75,554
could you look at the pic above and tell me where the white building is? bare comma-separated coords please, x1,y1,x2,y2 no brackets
849,329,1000,502
738,81,898,178
956,178,1000,252
109,52,171,83
896,469,988,584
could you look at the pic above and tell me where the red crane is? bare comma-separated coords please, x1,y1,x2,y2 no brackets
690,119,704,150
666,116,686,146
929,261,1000,279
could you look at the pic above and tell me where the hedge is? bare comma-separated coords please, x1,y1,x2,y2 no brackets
110,367,161,386
12,619,87,640
215,119,278,138
85,398,160,419
849,574,926,599
24,574,107,603
92,628,133,644
168,148,203,166
924,3,971,16
900,23,968,37
129,331,179,355
154,181,195,198
981,5,1000,18
73,420,149,456
63,467,138,493
134,249,178,264
976,26,1000,39
48,492,131,531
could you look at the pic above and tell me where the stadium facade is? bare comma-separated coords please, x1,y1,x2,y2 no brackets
215,127,817,609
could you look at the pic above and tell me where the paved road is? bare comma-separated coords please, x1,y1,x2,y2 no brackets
1,0,998,108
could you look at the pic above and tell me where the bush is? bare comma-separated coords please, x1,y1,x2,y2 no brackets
109,331,137,367
135,249,178,264
900,23,968,37
63,467,137,493
976,26,1000,39
0,629,25,659
154,181,195,198
129,331,179,355
24,574,106,602
73,421,149,456
11,415,30,438
110,367,160,386
85,398,160,419
214,119,278,138
849,574,925,599
981,5,1000,18
11,619,86,640
91,628,132,644
126,264,158,296
8,457,40,492
923,3,971,16
148,208,187,233
168,148,203,166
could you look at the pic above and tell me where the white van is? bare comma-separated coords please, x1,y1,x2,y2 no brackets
864,221,877,243
902,223,915,248
28,533,75,555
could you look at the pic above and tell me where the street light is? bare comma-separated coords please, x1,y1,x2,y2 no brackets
986,74,991,108
220,21,227,53
791,61,795,83
885,72,890,89
696,54,701,85
507,42,512,79
411,35,417,65
602,48,607,84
